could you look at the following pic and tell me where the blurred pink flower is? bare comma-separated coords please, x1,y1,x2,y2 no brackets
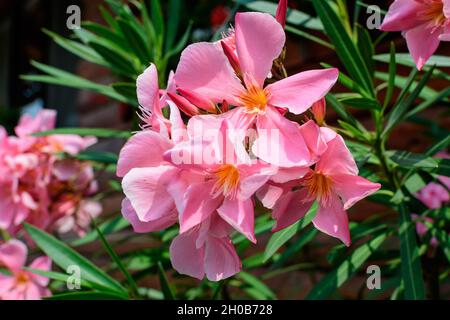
0,239,51,300
0,110,101,237
380,0,450,70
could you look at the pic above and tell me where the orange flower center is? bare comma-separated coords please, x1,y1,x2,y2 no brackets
240,85,268,114
210,164,240,198
15,272,30,285
303,171,333,206
418,0,447,30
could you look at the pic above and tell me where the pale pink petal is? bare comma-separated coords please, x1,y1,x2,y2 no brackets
0,239,27,271
117,131,173,177
174,42,243,104
256,183,285,209
331,174,381,210
28,256,52,287
204,236,241,281
315,134,358,176
15,109,57,137
266,68,338,114
320,126,338,143
0,274,15,295
137,64,159,111
380,0,423,31
444,0,450,18
217,197,255,243
122,166,178,222
313,194,351,246
299,120,328,159
179,181,223,233
252,106,312,167
169,232,205,280
271,189,314,232
167,100,187,144
24,283,43,300
121,198,177,233
404,25,442,70
235,12,285,87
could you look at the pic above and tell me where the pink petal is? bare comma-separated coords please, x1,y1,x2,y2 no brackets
122,166,178,222
256,183,285,209
299,120,328,159
117,131,173,177
266,68,339,115
174,42,243,105
0,274,15,296
0,239,27,271
167,100,187,144
444,0,450,18
179,181,223,233
28,256,52,287
252,106,312,167
24,283,44,300
137,64,159,111
380,0,423,31
271,189,314,232
331,174,381,210
15,109,57,137
169,231,205,280
235,12,285,87
313,194,351,246
217,198,256,243
315,134,358,176
404,25,442,70
204,236,241,281
121,198,177,233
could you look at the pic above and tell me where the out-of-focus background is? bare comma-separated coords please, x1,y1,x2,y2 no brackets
0,0,449,299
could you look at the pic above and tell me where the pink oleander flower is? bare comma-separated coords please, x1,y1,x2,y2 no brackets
380,0,450,70
0,239,51,300
174,12,338,167
0,109,101,237
164,121,276,243
270,133,381,246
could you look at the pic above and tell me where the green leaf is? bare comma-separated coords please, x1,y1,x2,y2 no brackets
355,24,374,78
382,42,397,110
81,22,129,53
338,95,381,110
405,87,450,119
388,150,438,170
398,203,425,299
236,272,276,300
157,262,175,300
111,82,138,102
306,232,387,299
117,18,151,65
92,220,139,297
374,53,450,68
312,0,373,97
33,128,131,139
151,0,165,49
263,203,317,262
89,42,138,77
325,94,367,133
24,224,127,296
383,65,436,136
165,0,181,52
45,291,127,300
76,151,118,164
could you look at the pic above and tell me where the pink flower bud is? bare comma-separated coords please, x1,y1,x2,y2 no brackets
311,97,326,126
275,0,288,29
220,41,240,75
178,88,216,113
167,92,201,117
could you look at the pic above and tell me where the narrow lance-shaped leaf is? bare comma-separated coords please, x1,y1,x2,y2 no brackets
24,224,127,296
398,203,425,299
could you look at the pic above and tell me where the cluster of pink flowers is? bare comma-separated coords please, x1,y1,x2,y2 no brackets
118,5,381,281
0,109,102,237
381,0,450,70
